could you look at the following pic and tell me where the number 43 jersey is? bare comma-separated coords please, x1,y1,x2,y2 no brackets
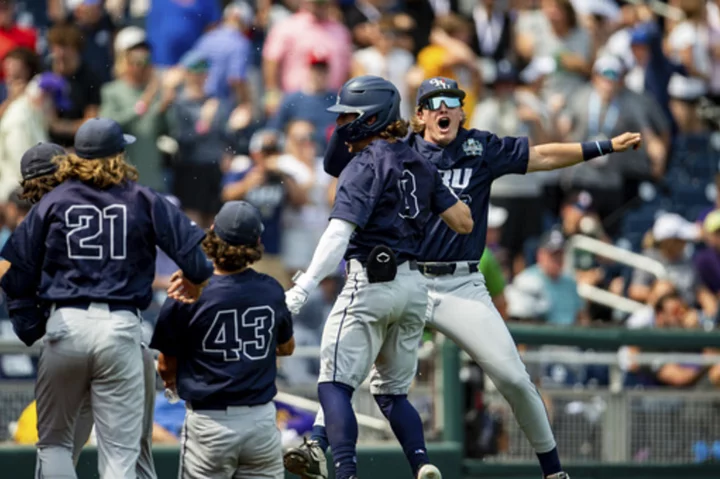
331,140,458,264
150,270,293,408
0,179,207,310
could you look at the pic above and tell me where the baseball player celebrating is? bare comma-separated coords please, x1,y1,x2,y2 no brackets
0,141,159,479
150,200,295,479
291,77,642,479
284,75,473,479
0,118,213,479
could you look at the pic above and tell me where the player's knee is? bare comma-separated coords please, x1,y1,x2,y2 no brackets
493,371,533,400
373,394,407,419
318,381,354,401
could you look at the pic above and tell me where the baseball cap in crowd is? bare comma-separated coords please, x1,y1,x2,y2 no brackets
114,26,150,54
249,129,285,155
704,210,720,235
652,213,700,242
180,50,210,73
539,229,566,253
74,118,136,160
416,77,466,106
519,56,556,84
214,201,265,246
592,55,623,81
488,204,508,229
21,142,65,181
668,73,707,102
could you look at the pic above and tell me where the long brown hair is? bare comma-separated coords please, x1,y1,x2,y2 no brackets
202,230,263,272
20,174,61,203
55,152,139,189
378,119,409,142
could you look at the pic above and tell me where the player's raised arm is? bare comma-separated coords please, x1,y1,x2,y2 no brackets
526,132,642,172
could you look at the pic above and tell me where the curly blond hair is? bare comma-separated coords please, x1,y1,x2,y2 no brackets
202,230,263,272
55,152,139,189
20,173,61,203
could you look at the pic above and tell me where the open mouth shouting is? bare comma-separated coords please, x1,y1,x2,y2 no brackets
437,116,451,134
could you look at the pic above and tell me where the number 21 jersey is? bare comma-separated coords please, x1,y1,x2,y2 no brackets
0,179,207,310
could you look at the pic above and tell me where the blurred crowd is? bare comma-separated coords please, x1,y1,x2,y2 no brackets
1,0,720,452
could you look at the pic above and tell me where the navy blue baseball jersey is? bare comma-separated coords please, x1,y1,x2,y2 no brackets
0,180,213,309
331,139,458,263
406,129,529,261
149,269,293,408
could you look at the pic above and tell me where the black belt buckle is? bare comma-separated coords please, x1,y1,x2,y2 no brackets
366,245,397,283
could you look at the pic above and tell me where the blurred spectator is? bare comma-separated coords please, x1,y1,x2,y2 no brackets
625,291,709,388
0,48,44,201
695,210,720,296
268,50,337,149
623,21,686,134
409,13,482,123
668,73,710,135
146,0,221,69
516,0,593,97
630,213,717,317
476,60,552,272
189,1,253,111
64,0,117,84
557,55,651,232
221,129,307,287
511,229,586,325
0,0,37,82
469,0,518,75
262,0,352,115
166,51,233,228
341,0,390,48
351,15,414,119
45,22,100,148
665,0,711,95
486,203,511,277
100,26,170,193
279,120,330,278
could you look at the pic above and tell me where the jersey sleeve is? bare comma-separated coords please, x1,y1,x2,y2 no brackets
484,132,530,180
330,156,380,229
151,193,213,284
430,166,459,215
0,205,46,274
150,298,188,357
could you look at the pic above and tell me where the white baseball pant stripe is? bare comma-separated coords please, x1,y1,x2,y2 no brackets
178,402,283,479
318,259,428,394
34,303,144,479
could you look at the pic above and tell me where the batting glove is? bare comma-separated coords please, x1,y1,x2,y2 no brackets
285,285,310,315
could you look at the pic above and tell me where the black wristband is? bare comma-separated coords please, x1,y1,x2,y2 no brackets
581,140,613,161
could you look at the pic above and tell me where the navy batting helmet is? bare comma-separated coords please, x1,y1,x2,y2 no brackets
327,75,401,143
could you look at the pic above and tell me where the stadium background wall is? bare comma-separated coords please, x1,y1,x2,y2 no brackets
1,445,719,478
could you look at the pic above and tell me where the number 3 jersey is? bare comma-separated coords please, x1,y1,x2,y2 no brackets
331,140,458,264
0,179,211,310
150,270,293,408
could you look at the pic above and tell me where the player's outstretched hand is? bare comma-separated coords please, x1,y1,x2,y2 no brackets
167,270,208,304
285,285,309,315
611,132,642,152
